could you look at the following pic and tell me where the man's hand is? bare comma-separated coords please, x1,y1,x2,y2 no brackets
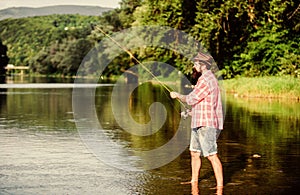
170,92,179,99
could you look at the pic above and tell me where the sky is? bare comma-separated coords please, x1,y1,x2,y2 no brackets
0,0,121,9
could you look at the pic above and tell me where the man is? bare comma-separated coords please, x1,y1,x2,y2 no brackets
170,52,224,188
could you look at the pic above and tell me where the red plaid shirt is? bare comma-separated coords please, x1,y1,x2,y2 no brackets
186,70,224,130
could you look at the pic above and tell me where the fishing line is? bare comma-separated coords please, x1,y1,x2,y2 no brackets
96,26,188,110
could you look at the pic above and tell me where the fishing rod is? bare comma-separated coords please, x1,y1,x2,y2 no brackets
95,26,189,112
96,27,170,91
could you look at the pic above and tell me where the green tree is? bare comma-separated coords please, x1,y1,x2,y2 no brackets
1,1,299,78
130,0,198,75
0,39,9,76
192,0,251,71
30,50,54,74
132,0,189,28
31,38,93,76
119,0,142,28
0,14,100,68
58,38,93,75
230,0,300,77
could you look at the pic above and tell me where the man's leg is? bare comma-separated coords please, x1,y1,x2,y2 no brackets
190,151,201,182
191,181,199,195
207,154,223,187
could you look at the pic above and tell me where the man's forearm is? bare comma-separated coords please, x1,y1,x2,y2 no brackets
177,93,187,102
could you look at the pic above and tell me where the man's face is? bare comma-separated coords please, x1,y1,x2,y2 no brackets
193,61,201,72
193,61,207,73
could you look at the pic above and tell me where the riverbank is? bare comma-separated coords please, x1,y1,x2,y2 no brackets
222,76,300,100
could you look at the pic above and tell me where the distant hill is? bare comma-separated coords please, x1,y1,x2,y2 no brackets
0,5,113,20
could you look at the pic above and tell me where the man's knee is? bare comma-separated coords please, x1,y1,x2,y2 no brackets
190,151,200,159
206,154,218,161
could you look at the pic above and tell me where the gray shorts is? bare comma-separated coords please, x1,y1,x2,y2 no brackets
189,126,221,157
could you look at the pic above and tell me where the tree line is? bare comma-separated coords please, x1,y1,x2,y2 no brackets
0,0,299,79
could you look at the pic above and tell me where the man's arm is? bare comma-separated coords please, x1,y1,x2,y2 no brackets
170,92,187,102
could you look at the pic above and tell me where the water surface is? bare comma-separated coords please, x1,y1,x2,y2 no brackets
0,81,299,194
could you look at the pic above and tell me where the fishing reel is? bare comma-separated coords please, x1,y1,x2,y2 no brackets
181,109,191,119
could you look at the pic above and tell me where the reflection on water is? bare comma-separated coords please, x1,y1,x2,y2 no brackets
0,83,299,194
220,96,299,194
91,83,190,171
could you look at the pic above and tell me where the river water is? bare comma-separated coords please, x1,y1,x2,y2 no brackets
0,77,299,194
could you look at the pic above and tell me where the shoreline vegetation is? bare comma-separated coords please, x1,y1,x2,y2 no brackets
4,74,300,101
222,76,300,101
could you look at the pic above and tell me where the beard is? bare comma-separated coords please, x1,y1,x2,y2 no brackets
190,68,202,85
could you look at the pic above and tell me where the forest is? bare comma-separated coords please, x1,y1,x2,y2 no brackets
0,0,299,79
